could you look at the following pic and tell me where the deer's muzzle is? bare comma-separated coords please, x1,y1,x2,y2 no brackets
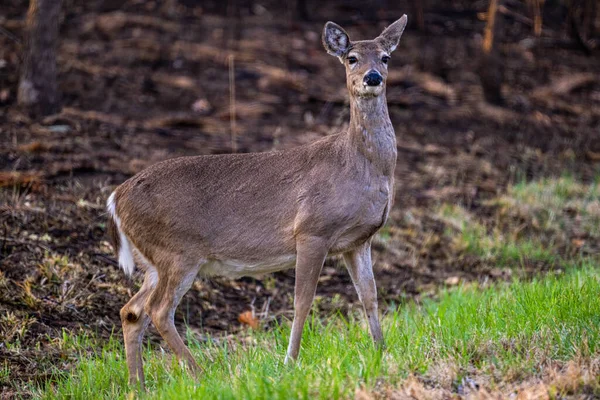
363,70,383,86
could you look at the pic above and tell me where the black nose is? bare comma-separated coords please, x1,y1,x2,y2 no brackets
363,71,383,86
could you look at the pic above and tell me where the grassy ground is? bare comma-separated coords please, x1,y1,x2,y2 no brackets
34,262,600,399
11,175,600,399
436,174,600,268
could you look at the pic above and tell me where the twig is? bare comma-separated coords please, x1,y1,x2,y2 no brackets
498,5,533,26
0,222,7,255
260,297,271,320
528,0,543,37
229,54,237,153
0,25,21,45
93,253,119,267
483,0,499,54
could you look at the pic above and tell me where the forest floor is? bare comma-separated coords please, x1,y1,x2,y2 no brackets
1,0,599,398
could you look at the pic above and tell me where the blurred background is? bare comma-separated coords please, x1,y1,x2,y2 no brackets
0,0,599,393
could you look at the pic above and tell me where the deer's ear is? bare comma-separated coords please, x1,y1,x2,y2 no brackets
322,21,351,58
376,15,408,54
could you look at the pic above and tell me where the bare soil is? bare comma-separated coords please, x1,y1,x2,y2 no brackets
1,0,599,394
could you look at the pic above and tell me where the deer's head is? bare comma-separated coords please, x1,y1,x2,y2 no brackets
322,15,407,99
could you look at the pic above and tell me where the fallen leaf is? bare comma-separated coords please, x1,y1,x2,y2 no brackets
238,310,259,329
445,276,460,286
18,141,46,153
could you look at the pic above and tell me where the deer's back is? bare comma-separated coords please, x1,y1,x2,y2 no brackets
112,134,392,273
114,137,333,262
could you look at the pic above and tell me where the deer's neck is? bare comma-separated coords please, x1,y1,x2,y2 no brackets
347,93,396,176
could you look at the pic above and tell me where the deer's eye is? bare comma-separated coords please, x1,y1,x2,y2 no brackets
347,56,358,65
381,55,390,64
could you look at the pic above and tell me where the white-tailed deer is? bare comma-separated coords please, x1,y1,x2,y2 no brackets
107,15,407,388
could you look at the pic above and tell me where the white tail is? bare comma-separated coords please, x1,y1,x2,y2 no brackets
106,15,408,389
106,192,135,276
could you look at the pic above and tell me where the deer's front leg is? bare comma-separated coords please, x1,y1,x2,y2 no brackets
284,236,328,364
343,241,384,346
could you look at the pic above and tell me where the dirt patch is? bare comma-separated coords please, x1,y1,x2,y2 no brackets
1,0,599,393
356,358,600,399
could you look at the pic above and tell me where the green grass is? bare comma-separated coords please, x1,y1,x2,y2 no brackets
437,175,600,266
36,261,600,399
504,175,600,238
438,203,554,266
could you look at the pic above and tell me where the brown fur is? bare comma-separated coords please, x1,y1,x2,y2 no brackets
108,15,408,389
106,216,120,258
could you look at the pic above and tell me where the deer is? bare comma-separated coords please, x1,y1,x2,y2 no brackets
106,15,408,389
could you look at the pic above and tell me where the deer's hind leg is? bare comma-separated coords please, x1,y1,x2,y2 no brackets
144,256,201,376
121,267,157,389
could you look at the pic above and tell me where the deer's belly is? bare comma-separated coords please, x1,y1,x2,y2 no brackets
201,255,296,279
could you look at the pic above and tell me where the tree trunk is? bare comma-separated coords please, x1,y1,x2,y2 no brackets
296,0,309,21
478,0,505,105
18,0,62,117
568,0,597,54
410,1,425,31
